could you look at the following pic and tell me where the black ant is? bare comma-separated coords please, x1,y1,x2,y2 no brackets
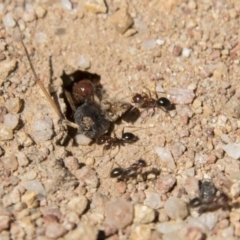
132,89,173,115
189,180,230,213
95,127,138,151
110,159,147,181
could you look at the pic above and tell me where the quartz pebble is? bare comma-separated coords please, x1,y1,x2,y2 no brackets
168,88,195,104
156,221,185,235
170,141,186,157
0,124,13,141
155,175,176,194
25,180,46,200
0,59,17,86
133,204,155,224
155,147,176,170
75,134,92,145
78,55,91,69
105,199,133,230
3,13,16,28
129,225,152,240
144,191,162,209
222,143,240,160
3,113,19,129
156,39,165,45
61,0,72,10
84,0,107,13
45,222,67,238
63,157,80,171
198,212,218,230
110,7,133,34
1,155,18,171
164,197,188,220
182,48,192,57
4,97,22,113
67,196,88,215
142,38,156,50
31,116,54,143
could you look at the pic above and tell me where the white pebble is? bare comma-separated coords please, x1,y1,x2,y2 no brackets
156,39,165,45
198,212,218,230
3,113,19,129
182,48,192,57
133,204,155,224
144,191,162,209
168,88,195,104
129,47,137,55
68,196,88,215
61,0,72,10
155,147,176,170
222,143,240,160
141,38,156,50
3,13,16,28
0,124,13,141
75,134,92,145
78,55,91,69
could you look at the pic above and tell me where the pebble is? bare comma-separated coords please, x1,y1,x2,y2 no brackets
67,196,88,215
133,204,155,224
183,177,200,197
15,152,29,167
84,0,107,13
110,7,133,34
156,221,185,234
0,59,17,86
31,116,54,143
116,181,127,194
3,113,19,129
45,222,67,238
164,197,188,220
63,157,80,171
22,6,36,22
155,147,176,170
75,134,92,145
222,143,240,160
0,124,13,141
1,155,18,171
25,180,46,200
105,198,133,230
168,88,195,104
64,223,98,240
144,191,162,209
21,191,39,208
4,97,22,113
129,225,152,240
35,5,47,18
198,212,218,230
2,13,16,28
141,38,156,50
230,181,240,198
156,39,165,45
173,45,182,56
155,175,176,194
224,97,240,118
74,166,99,188
170,141,186,157
0,215,10,232
182,48,192,57
61,0,72,10
78,55,91,69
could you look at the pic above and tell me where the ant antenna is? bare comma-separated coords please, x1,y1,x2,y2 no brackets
16,23,78,129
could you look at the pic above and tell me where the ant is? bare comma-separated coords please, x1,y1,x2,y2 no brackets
132,89,173,115
95,127,138,151
110,159,147,181
189,180,230,213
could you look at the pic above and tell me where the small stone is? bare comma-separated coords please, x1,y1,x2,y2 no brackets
35,5,47,18
4,97,22,113
156,221,185,234
155,175,176,194
63,157,80,171
0,60,17,86
213,43,223,49
61,0,72,10
74,166,99,188
184,227,205,240
15,152,29,167
0,124,13,141
155,147,176,170
64,223,98,240
214,62,228,76
110,7,133,34
142,38,156,50
105,198,133,230
78,55,91,69
22,7,36,22
25,180,46,200
3,13,16,28
198,212,218,230
129,225,152,240
173,45,182,56
224,97,240,118
75,134,92,145
156,39,165,45
67,196,88,215
222,143,240,160
164,197,188,220
168,88,195,104
3,114,19,129
0,215,10,232
16,132,33,147
170,141,186,157
184,177,199,197
45,222,67,238
84,0,107,13
133,204,155,224
188,1,197,9
230,181,240,198
116,181,127,194
182,48,192,57
31,116,54,143
1,155,18,171
21,191,39,208
144,191,162,209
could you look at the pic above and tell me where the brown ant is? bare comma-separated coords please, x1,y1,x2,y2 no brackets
189,180,230,213
132,89,173,115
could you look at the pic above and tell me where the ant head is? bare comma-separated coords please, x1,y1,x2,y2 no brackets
156,97,172,109
137,159,147,167
73,80,95,103
189,197,202,207
121,132,138,143
96,135,108,145
110,167,123,178
132,93,144,104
